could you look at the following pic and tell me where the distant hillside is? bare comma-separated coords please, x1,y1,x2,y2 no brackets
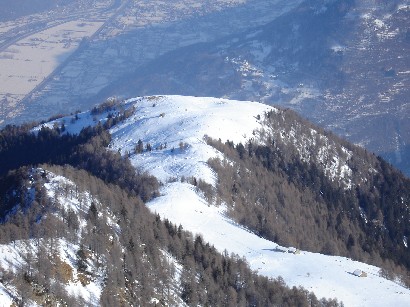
99,0,410,176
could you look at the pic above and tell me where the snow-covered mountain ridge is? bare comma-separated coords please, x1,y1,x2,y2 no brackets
102,95,409,306
36,94,358,189
3,95,410,306
33,94,408,237
106,95,357,189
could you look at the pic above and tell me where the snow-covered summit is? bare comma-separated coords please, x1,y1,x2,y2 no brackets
109,95,273,184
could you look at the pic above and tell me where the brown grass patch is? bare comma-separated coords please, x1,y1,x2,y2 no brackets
77,272,91,286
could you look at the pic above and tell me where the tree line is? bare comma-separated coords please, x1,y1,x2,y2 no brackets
0,164,340,306
0,105,158,202
203,108,410,287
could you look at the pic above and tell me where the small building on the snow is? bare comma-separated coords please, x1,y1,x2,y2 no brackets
288,247,301,254
274,245,300,254
353,269,367,277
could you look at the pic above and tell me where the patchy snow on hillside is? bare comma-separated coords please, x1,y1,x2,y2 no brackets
0,238,103,306
263,116,354,189
0,282,14,307
0,169,105,306
0,166,192,306
107,95,410,306
32,107,110,136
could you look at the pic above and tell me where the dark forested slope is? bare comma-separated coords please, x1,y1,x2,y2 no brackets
204,107,410,286
0,164,339,306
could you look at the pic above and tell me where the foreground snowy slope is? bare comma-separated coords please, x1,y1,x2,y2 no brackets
107,96,410,306
148,183,409,307
0,167,187,306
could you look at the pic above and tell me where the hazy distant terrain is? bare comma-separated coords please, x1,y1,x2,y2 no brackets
0,0,72,21
99,0,410,175
0,0,409,176
0,0,302,127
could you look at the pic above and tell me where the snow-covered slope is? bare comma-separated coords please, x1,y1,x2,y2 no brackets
107,95,410,306
0,167,186,306
149,182,409,307
0,169,106,305
0,239,103,306
109,95,273,184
